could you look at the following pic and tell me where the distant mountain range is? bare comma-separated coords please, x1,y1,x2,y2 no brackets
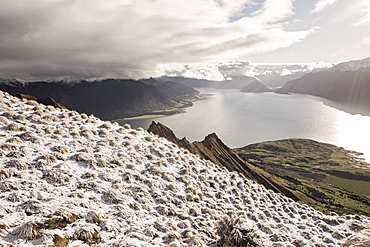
0,78,200,120
277,57,370,105
161,75,262,89
253,62,333,88
161,75,272,93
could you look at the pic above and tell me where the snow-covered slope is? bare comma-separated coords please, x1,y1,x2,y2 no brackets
0,90,369,246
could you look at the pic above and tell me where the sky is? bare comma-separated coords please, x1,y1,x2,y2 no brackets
0,0,370,80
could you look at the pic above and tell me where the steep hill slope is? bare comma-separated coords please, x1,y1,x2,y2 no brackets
277,57,370,105
0,91,369,246
0,78,200,120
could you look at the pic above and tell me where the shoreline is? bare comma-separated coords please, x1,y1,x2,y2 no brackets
112,93,208,121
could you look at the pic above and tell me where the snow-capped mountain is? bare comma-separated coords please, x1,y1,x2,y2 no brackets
277,57,370,107
0,90,369,246
325,57,370,72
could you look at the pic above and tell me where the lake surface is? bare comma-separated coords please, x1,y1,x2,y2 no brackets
118,88,370,162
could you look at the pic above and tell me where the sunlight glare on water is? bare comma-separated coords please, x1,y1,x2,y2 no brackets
334,112,370,162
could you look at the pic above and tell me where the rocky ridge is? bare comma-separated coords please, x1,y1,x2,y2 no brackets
148,122,299,201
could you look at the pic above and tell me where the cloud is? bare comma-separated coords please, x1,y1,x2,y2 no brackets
355,2,370,26
312,0,338,13
218,61,256,77
360,37,370,46
252,0,294,23
0,0,313,80
157,63,225,81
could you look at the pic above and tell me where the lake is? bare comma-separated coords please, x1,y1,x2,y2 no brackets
118,88,370,162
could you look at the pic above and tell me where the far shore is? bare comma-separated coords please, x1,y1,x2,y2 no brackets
116,109,186,121
112,93,208,122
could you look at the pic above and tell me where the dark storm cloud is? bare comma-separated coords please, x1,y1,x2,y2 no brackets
0,0,314,80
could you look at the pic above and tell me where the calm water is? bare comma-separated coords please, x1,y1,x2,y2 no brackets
119,88,370,162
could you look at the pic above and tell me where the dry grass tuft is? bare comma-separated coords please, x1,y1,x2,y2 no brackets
0,169,10,181
102,190,124,204
6,159,30,170
72,225,100,244
0,181,18,192
7,123,25,132
343,224,370,247
52,234,69,247
213,216,262,247
52,145,69,154
42,168,70,185
11,221,43,240
85,211,101,224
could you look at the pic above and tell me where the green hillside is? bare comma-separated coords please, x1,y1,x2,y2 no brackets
234,139,370,216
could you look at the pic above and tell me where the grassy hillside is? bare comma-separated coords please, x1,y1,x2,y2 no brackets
234,139,370,216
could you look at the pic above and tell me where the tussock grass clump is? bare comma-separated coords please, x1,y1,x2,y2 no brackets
7,123,25,132
42,168,70,185
0,169,10,181
99,122,113,130
0,180,18,192
0,116,10,126
213,216,262,247
11,221,43,240
71,152,91,162
6,137,23,144
0,221,9,235
102,190,124,204
2,111,17,120
52,145,69,154
52,234,69,247
1,144,18,151
36,154,57,166
147,164,163,176
41,114,55,122
6,151,25,159
155,204,169,216
72,225,100,244
80,113,88,119
80,129,93,139
84,115,97,123
42,211,78,230
143,227,158,239
18,131,44,144
122,123,131,129
17,200,46,216
153,219,168,233
85,211,101,224
163,231,182,244
98,129,110,136
6,159,30,170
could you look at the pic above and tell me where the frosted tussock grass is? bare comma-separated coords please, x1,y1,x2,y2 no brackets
0,90,369,246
